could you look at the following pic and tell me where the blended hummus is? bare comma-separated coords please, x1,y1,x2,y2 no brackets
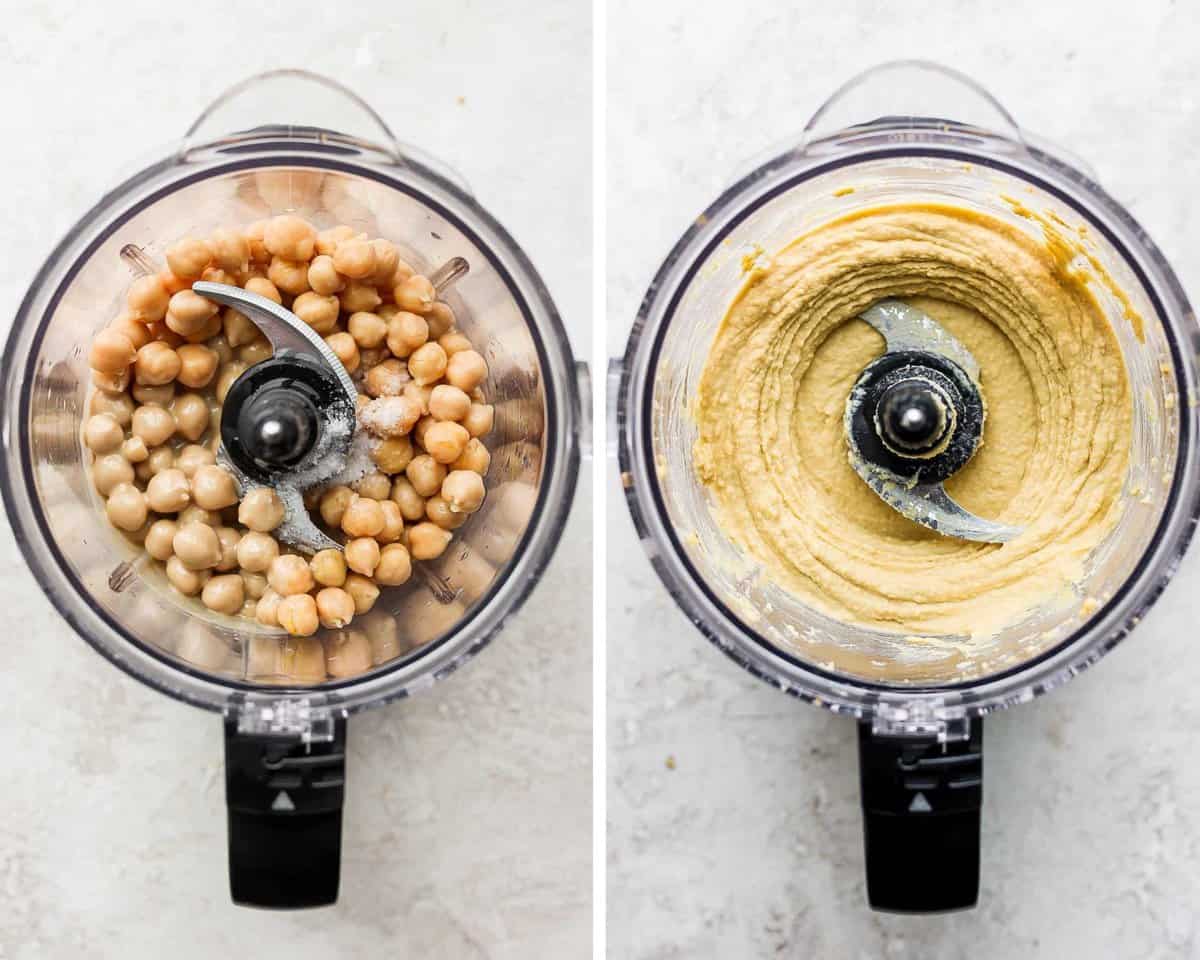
694,202,1132,636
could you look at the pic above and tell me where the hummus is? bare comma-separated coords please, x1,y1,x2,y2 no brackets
693,202,1132,636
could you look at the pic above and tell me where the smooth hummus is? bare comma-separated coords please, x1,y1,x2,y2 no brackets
694,202,1132,636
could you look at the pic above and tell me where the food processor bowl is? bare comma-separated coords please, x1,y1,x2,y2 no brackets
615,61,1200,912
2,70,583,907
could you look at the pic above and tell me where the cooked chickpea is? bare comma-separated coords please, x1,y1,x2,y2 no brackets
404,382,434,415
110,314,154,350
209,227,249,273
176,344,218,389
407,342,447,385
214,527,241,572
142,446,176,479
426,301,456,339
344,573,380,614
462,403,495,437
173,522,222,570
405,455,446,498
324,332,360,372
200,265,237,286
453,437,492,474
221,309,257,349
176,444,215,478
90,391,135,427
377,499,404,543
277,594,320,637
374,543,412,585
348,311,387,349
120,436,149,463
310,548,347,587
148,321,185,347
268,554,315,596
264,215,317,261
92,367,131,393
89,328,136,373
386,311,429,358
344,537,381,576
84,413,124,453
167,556,210,596
244,276,282,304
293,291,340,334
256,588,283,626
313,587,355,629
391,257,416,285
353,472,393,500
186,310,224,344
428,384,471,421
341,496,385,538
239,487,285,532
132,382,175,406
370,436,414,474
423,421,470,464
237,338,273,365
339,281,382,314
103,483,146,532
316,224,356,256
409,521,453,560
131,341,178,386
242,571,268,600
426,496,467,530
446,349,488,392
191,464,238,510
216,362,248,403
127,275,170,323
318,486,355,528
365,358,409,397
361,395,422,438
207,333,234,365
172,393,210,442
442,469,487,514
394,274,436,314
146,468,191,513
332,238,376,279
166,238,213,279
438,331,473,357
268,256,311,296
178,504,219,527
165,289,218,336
308,254,345,295
130,405,175,447
144,519,178,561
235,533,279,575
202,574,245,615
390,477,427,521
370,239,400,286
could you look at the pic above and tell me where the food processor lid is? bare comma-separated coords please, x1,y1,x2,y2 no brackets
1,70,584,721
615,61,1200,726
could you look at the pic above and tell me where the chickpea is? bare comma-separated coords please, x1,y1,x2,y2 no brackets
146,468,191,513
209,227,249,273
310,548,347,587
443,468,487,514
176,444,216,478
428,384,471,422
318,485,355,528
167,556,210,596
292,291,340,334
374,543,412,586
394,274,436,314
191,464,238,510
236,531,280,573
344,573,380,614
92,367,131,394
132,382,175,406
308,254,345,295
256,588,283,626
90,390,135,427
84,413,124,453
127,275,170,323
390,477,427,521
370,436,414,474
446,349,488,392
423,421,470,464
207,333,234,365
453,437,492,475
438,332,473,357
177,504,219,527
360,395,422,438
237,338,273,366
147,321,185,347
89,328,136,373
403,382,435,415
200,265,237,286
377,499,405,543
344,537,381,576
409,521,453,560
341,496,385,538
406,342,446,387
242,571,268,600
370,239,400,286
426,495,467,530
332,238,376,279
347,311,387,349
364,358,409,397
244,276,283,304
316,224,356,256
391,257,417,285
339,280,381,314
386,311,429,358
264,215,317,261
120,436,149,463
324,331,360,372
405,455,446,498
173,522,222,570
244,220,270,263
315,587,356,629
186,310,224,344
145,519,178,561
130,405,175,447
462,403,495,438
426,301,456,339
353,472,392,500
268,256,311,296
131,342,179,388
268,554,315,596
165,238,213,279
214,527,241,572
110,313,154,349
103,483,146,532
277,594,320,637
172,393,210,442
216,362,248,403
165,289,218,336
202,574,245,615
176,344,218,389
142,445,176,479
239,487,285,532
157,270,190,296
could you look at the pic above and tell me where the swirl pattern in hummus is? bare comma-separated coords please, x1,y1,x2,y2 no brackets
694,202,1131,636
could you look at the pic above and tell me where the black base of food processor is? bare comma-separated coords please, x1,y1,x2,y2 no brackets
857,720,983,912
224,716,348,908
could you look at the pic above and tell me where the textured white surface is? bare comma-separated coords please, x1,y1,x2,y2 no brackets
608,2,1200,957
0,2,590,957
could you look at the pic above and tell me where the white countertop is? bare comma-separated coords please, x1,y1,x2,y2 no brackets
0,1,590,957
607,1,1200,957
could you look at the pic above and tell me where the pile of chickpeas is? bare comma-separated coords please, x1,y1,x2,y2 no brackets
85,215,493,642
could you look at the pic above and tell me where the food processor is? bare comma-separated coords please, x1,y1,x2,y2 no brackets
614,61,1199,912
1,70,584,908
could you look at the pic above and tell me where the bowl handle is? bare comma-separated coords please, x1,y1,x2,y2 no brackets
857,717,984,913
